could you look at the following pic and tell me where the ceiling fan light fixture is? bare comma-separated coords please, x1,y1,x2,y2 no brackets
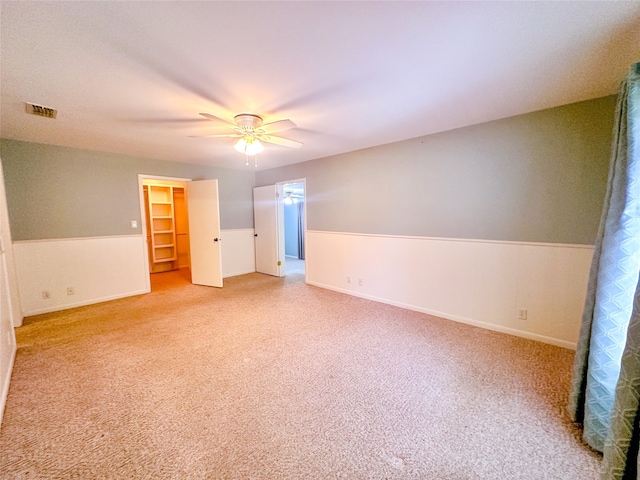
284,192,296,205
195,112,301,166
234,136,264,156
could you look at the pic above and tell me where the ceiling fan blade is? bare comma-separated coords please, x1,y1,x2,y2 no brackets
199,112,237,128
188,133,242,138
259,134,303,149
259,119,297,134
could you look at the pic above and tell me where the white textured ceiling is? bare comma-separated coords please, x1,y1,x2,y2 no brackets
1,1,639,170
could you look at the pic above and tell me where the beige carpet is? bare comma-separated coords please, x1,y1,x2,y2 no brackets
1,271,601,479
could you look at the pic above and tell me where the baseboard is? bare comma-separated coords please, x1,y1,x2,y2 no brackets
13,312,24,328
223,269,256,279
0,343,16,428
22,289,150,317
306,280,577,351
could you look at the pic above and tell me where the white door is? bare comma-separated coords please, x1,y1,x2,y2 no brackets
0,232,16,426
187,179,223,287
254,185,285,276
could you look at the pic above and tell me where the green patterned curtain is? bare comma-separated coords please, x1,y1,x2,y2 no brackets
600,63,640,480
569,63,639,479
602,315,640,479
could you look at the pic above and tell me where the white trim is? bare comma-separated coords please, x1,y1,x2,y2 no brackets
0,345,16,426
13,234,142,244
24,290,149,316
307,280,577,350
137,174,193,183
223,269,255,279
306,229,595,250
277,178,306,186
220,228,255,233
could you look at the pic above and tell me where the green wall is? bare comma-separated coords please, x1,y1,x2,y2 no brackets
0,140,255,241
256,96,616,245
1,95,616,245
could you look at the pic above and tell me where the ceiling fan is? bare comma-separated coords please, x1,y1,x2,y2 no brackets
192,112,303,166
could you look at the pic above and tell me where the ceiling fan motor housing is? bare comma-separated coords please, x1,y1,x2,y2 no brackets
234,114,263,131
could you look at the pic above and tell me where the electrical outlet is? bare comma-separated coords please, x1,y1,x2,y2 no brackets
358,278,363,287
517,308,528,320
347,276,351,284
42,291,51,300
67,287,75,295
130,220,138,228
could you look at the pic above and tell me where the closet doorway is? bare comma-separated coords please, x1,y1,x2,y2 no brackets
142,179,191,282
138,175,224,291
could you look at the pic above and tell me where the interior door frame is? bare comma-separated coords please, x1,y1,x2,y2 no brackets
277,178,307,282
137,174,192,292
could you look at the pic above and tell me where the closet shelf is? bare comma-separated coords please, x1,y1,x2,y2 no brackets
148,184,178,268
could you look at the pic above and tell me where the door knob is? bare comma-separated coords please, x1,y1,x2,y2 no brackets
214,238,219,242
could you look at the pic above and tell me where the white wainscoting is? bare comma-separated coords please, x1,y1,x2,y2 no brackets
221,228,256,278
14,235,149,317
306,230,593,349
14,229,257,317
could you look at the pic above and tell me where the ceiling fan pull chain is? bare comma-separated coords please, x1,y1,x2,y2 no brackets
245,154,249,166
254,155,258,168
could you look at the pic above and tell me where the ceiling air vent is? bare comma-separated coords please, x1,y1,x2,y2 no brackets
25,102,57,119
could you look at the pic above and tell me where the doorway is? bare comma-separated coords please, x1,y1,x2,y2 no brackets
282,182,305,276
138,175,224,291
141,178,191,290
253,179,306,279
142,180,190,274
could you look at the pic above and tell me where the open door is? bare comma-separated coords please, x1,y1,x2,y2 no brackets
254,185,285,277
187,179,223,287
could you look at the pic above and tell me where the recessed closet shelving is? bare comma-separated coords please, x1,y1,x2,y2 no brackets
148,185,177,264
